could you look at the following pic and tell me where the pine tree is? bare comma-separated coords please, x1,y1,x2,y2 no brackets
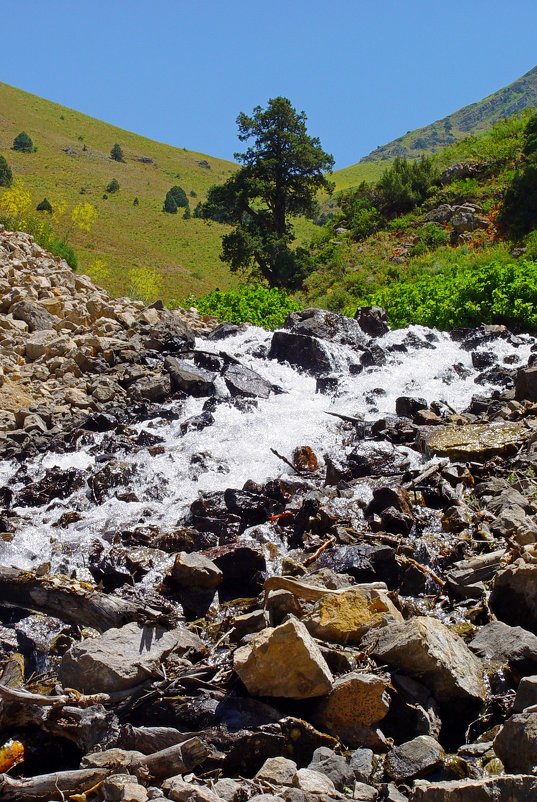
163,190,178,213
36,197,53,213
12,132,34,153
0,155,13,187
110,143,125,162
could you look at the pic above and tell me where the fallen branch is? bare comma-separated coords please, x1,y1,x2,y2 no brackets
0,768,108,802
264,575,388,602
397,555,446,588
270,448,306,475
403,459,448,490
83,736,209,780
0,683,109,708
303,537,335,567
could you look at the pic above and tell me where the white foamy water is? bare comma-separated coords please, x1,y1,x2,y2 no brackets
0,324,533,571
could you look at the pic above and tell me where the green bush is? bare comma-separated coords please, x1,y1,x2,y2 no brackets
364,260,537,331
525,230,537,261
163,190,177,213
106,178,120,193
36,197,53,213
12,132,34,153
0,155,13,187
411,223,451,255
110,143,125,162
168,185,189,208
174,284,301,328
376,156,437,216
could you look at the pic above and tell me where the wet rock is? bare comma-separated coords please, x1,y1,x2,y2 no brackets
386,736,445,782
396,396,428,418
313,672,390,748
224,488,279,527
469,621,537,673
514,675,537,712
412,776,537,800
355,306,390,337
493,710,537,773
233,618,334,699
471,351,496,370
170,552,223,590
204,542,266,593
224,363,273,398
293,768,336,794
302,586,403,645
489,562,537,634
15,466,85,507
316,374,340,394
59,622,206,693
293,446,319,472
256,756,298,786
269,331,332,374
180,410,215,434
206,322,245,340
317,544,399,589
515,365,537,402
308,746,355,790
421,422,527,461
165,357,216,396
285,307,368,348
365,485,413,517
89,460,136,504
363,616,486,706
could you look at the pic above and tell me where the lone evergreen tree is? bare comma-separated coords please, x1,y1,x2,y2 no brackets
200,97,334,288
106,178,120,193
36,197,53,213
110,143,125,162
12,132,34,153
163,190,178,213
0,155,13,187
169,185,189,208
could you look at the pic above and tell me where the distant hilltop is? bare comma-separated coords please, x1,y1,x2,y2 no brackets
361,65,537,162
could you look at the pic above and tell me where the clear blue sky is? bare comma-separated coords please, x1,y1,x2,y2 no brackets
1,1,537,168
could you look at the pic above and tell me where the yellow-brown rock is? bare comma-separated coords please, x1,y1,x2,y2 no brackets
313,672,390,748
421,422,527,462
302,587,403,646
233,618,333,699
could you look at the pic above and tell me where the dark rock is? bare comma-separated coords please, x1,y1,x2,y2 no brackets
361,343,386,367
316,375,339,394
514,675,537,712
204,542,266,595
194,351,224,372
269,331,332,374
308,746,355,791
89,460,136,504
471,351,496,370
128,373,172,402
385,735,444,782
515,365,537,402
224,488,280,526
490,562,537,635
224,363,273,399
135,316,195,352
380,506,414,536
396,397,428,418
11,300,58,331
354,306,390,337
470,620,537,674
82,412,117,432
16,467,85,507
365,485,413,517
284,307,368,348
317,543,399,589
349,748,374,784
165,357,216,396
494,710,537,773
206,322,245,340
170,552,223,590
179,411,215,435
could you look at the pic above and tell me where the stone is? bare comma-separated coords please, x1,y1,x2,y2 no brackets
489,561,537,634
128,373,172,402
469,621,537,672
308,746,355,790
355,306,389,337
362,616,486,706
421,422,526,462
386,736,444,782
162,778,223,802
11,299,58,331
396,396,428,418
293,768,336,794
25,329,75,361
269,330,332,374
493,710,537,773
514,675,537,712
224,363,273,398
349,749,374,784
313,672,390,748
353,783,378,802
233,618,334,699
515,366,537,402
255,756,298,786
170,552,223,590
165,357,216,396
103,775,150,802
411,776,537,801
302,586,403,646
212,779,244,802
59,622,205,693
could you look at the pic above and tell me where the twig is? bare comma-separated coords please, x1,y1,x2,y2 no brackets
303,537,335,567
270,448,305,475
397,555,446,588
0,683,109,708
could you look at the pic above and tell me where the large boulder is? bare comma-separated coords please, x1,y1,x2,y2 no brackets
385,736,444,782
354,306,390,337
233,618,334,699
469,621,537,672
164,357,216,396
312,672,390,748
515,365,537,402
284,308,369,348
420,422,527,462
59,622,206,693
269,331,333,374
362,616,486,706
223,363,273,399
11,300,59,331
302,586,403,646
489,562,537,634
493,710,537,773
411,775,537,801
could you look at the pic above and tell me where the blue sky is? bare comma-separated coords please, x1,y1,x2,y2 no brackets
1,1,537,168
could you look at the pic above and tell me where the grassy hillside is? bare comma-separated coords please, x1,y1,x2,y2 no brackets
338,65,537,175
0,81,242,300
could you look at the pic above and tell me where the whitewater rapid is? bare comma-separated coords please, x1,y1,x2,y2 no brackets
0,324,533,572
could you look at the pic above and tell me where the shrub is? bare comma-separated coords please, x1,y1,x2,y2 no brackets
36,197,53,213
175,284,301,328
12,132,34,153
524,230,537,261
163,190,177,213
0,155,13,187
168,185,189,208
106,178,120,193
110,143,125,162
376,156,437,216
411,223,451,255
133,196,139,206
183,205,191,219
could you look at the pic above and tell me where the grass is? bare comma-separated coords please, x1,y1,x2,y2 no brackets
0,81,241,301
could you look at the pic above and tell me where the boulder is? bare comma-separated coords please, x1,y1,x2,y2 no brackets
313,672,390,748
308,746,355,791
164,357,216,396
11,299,59,331
515,365,537,402
269,330,332,374
385,736,444,782
233,618,334,699
302,586,403,645
469,621,537,672
362,616,486,706
59,622,206,693
349,749,374,784
25,330,75,361
493,710,537,773
355,306,390,337
255,756,298,786
170,552,223,590
223,363,273,398
514,675,537,712
293,768,336,794
411,775,537,801
162,778,223,802
489,562,537,634
420,422,526,462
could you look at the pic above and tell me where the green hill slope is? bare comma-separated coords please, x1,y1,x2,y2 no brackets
333,66,537,189
0,81,240,300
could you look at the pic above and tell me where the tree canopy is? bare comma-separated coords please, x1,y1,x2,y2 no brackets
201,97,334,288
0,155,13,187
110,143,125,162
12,132,34,153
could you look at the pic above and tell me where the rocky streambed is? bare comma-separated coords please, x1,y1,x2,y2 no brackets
2,231,537,801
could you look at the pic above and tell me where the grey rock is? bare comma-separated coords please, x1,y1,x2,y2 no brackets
212,779,244,802
353,783,378,802
11,299,58,331
293,768,336,794
493,710,537,773
411,775,537,801
514,675,537,712
269,330,333,375
170,551,223,590
355,306,390,337
349,748,374,784
515,365,537,402
165,357,216,396
386,735,445,782
128,372,172,402
490,561,537,634
162,777,223,802
224,363,273,398
256,756,298,786
469,621,537,671
59,622,205,693
308,746,355,790
230,610,269,642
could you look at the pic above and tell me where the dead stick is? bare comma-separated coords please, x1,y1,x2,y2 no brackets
398,555,446,588
270,448,305,475
303,537,336,567
0,683,110,708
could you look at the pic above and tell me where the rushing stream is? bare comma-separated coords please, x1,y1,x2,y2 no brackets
0,323,533,573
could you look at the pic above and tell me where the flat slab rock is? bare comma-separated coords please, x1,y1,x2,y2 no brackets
59,622,206,693
362,616,486,705
420,422,527,462
411,774,537,801
233,617,334,699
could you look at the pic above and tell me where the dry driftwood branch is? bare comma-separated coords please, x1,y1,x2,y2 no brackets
270,447,306,475
303,537,336,567
0,683,109,708
398,555,446,588
0,768,108,802
264,575,387,602
83,736,209,780
0,565,167,631
117,724,200,753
